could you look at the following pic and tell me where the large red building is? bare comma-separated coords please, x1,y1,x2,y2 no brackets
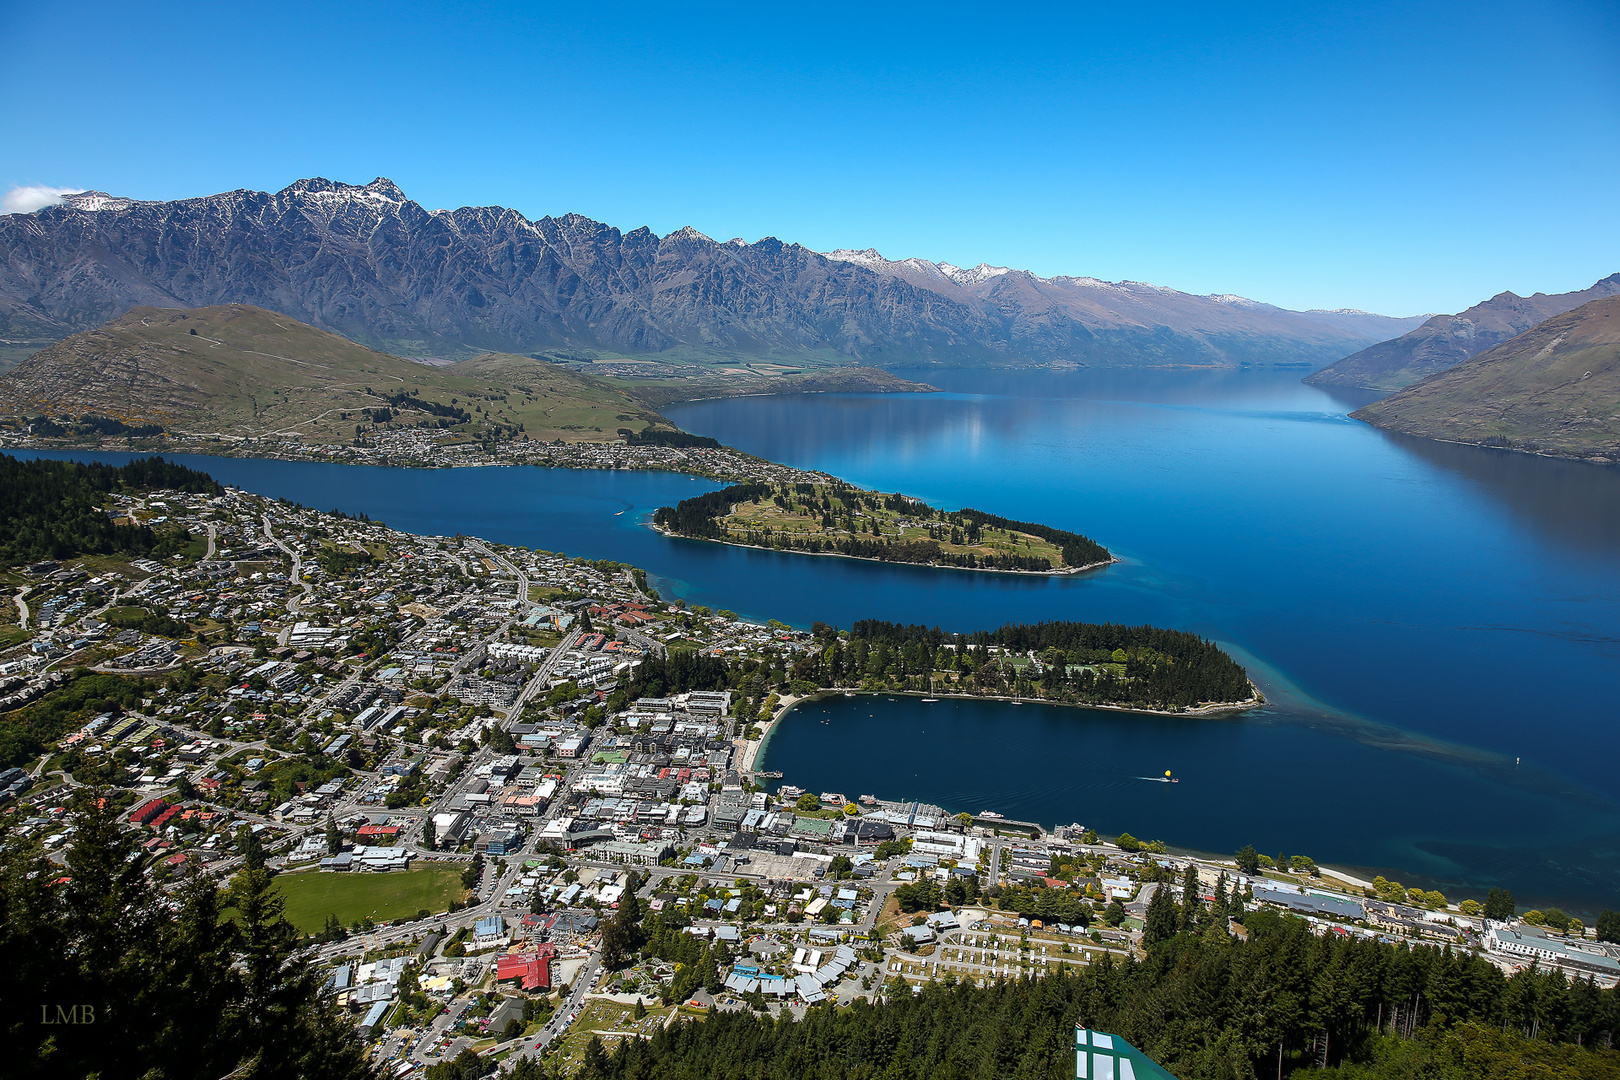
494,943,557,991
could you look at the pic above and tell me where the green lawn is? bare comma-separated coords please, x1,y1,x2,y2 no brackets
272,864,466,933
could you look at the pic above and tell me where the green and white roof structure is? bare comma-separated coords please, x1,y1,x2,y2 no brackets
1074,1025,1177,1080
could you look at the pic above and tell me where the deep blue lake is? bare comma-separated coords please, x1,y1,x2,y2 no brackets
20,367,1620,910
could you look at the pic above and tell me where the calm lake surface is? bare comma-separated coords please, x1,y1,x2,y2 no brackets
22,368,1620,909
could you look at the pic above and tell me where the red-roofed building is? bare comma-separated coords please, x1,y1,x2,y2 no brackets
129,798,171,826
494,944,557,991
150,804,184,831
356,825,400,838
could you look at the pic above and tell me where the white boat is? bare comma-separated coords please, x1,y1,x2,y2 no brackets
979,811,1005,819
920,698,938,703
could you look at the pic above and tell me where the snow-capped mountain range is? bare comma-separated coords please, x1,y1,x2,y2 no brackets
0,177,1424,366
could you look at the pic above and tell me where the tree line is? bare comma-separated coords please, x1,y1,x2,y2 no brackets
0,453,221,565
817,620,1255,709
1,791,377,1079
605,618,1252,712
578,899,1619,1080
623,429,723,449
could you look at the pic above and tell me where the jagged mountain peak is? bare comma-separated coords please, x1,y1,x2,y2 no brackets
0,176,1420,368
277,176,406,202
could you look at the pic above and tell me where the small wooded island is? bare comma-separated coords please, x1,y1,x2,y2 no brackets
653,481,1113,573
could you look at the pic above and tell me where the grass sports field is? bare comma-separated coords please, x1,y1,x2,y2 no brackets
272,864,466,933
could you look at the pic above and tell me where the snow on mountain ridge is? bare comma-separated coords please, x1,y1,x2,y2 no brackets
57,191,145,213
824,247,1205,296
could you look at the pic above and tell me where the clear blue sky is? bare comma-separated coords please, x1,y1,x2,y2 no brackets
2,0,1616,316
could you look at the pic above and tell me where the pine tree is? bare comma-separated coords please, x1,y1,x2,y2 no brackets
5,790,375,1080
1143,882,1180,948
1179,862,1202,932
324,812,341,856
240,822,266,870
1236,844,1261,874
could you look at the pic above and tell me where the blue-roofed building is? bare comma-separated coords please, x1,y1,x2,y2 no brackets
358,1000,390,1036
474,915,507,943
1074,1025,1176,1080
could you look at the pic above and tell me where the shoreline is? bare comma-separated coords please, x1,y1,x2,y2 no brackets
1344,420,1620,467
648,523,1119,577
0,435,823,486
769,685,1264,731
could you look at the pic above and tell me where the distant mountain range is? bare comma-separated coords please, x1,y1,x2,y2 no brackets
1306,274,1620,391
1351,294,1620,460
0,177,1422,372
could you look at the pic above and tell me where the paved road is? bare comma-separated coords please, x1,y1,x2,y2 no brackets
261,513,314,614
507,626,585,716
467,540,530,613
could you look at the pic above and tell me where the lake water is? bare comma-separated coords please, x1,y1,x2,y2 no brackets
19,367,1620,909
669,368,1620,910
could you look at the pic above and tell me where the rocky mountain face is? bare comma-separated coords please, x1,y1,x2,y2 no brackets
2,177,1412,368
1305,274,1620,391
1351,294,1620,460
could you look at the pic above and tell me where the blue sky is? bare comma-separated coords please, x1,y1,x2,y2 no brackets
2,0,1616,316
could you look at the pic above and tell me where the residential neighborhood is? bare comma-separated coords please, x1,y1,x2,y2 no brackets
3,484,1615,1077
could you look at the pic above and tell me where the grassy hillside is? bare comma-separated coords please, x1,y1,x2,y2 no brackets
1352,295,1620,460
0,304,671,444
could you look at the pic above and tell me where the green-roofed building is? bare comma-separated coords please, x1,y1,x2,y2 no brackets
1074,1024,1177,1080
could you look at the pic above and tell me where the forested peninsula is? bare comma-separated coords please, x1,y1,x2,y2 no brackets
652,481,1113,574
617,619,1258,714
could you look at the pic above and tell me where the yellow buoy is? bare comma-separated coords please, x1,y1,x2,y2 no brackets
1165,770,1173,778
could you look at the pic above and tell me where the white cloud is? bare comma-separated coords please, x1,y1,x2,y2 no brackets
2,184,86,214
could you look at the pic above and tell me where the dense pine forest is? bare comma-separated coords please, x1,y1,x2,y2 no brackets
653,482,1111,572
612,619,1253,712
1,792,377,1080
0,453,223,565
579,902,1620,1080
